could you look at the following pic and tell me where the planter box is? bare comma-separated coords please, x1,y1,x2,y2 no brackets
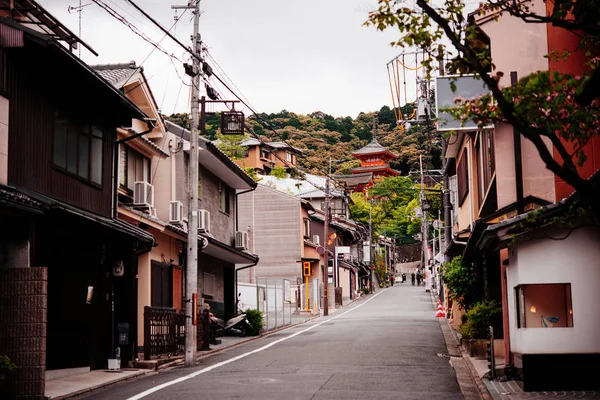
463,339,488,359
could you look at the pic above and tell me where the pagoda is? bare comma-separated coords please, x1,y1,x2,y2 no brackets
350,138,400,179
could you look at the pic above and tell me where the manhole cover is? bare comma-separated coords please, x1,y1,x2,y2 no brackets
235,378,276,384
437,353,462,358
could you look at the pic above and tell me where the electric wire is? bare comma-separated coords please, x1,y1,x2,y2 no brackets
104,0,346,192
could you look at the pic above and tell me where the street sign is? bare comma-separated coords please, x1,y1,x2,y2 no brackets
316,246,325,255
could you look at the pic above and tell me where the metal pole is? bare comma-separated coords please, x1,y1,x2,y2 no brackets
323,177,330,316
420,155,428,280
369,202,373,293
179,0,201,368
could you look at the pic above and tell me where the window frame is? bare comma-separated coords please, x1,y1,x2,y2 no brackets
118,144,151,194
515,283,574,329
219,180,231,215
53,112,104,187
303,218,311,238
457,153,469,206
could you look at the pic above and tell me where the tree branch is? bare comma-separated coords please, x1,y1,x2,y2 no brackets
416,0,590,194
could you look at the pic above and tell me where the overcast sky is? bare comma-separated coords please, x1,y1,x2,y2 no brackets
40,0,405,119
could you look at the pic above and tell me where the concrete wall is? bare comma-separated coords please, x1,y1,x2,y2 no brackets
199,167,235,245
507,226,600,354
238,185,302,283
0,96,8,185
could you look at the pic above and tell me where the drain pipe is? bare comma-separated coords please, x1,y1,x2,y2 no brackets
235,261,258,314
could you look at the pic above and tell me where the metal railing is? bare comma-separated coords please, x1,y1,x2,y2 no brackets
143,306,211,360
143,306,185,360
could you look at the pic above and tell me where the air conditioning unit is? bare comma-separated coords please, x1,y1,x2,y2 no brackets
235,231,248,250
169,201,184,225
134,181,154,208
148,206,157,219
198,209,210,233
312,235,320,245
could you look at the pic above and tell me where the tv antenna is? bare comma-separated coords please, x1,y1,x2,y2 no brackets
67,1,92,58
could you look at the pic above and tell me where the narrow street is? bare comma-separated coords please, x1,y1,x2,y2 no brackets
85,284,463,400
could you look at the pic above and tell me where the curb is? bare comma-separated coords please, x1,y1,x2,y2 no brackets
50,370,153,400
431,293,494,400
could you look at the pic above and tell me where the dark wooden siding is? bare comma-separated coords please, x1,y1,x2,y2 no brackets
6,42,133,217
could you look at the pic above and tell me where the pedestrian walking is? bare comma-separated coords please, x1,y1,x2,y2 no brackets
416,272,422,286
411,273,415,286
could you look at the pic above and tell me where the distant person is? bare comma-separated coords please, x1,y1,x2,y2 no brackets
416,272,422,286
411,273,416,286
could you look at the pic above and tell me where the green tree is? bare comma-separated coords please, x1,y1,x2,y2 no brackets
215,133,247,160
365,0,600,218
270,166,287,178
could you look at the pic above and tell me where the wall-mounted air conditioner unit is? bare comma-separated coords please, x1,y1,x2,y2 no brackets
235,231,248,250
198,209,210,233
134,181,154,208
312,235,320,245
169,201,184,225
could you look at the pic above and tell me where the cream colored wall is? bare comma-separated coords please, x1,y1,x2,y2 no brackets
339,267,351,300
0,96,8,185
456,141,475,232
494,124,517,209
151,133,176,223
479,3,549,81
521,137,555,202
479,3,555,205
136,230,183,347
507,226,600,354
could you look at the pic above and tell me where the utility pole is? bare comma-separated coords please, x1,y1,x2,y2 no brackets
173,0,201,368
369,201,373,293
420,155,429,286
323,177,330,316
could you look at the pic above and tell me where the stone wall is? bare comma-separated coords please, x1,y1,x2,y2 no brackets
0,267,47,399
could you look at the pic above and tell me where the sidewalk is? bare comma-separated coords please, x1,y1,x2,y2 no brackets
434,293,600,399
43,298,360,400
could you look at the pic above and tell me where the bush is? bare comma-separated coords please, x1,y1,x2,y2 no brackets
361,287,370,295
459,301,503,339
0,355,16,382
441,256,476,310
244,309,264,336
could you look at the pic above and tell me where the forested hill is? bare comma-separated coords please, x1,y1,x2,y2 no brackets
167,105,442,176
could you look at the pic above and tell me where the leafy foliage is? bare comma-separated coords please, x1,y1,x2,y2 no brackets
441,256,476,310
365,0,600,215
244,309,264,336
270,166,287,178
0,355,16,382
459,301,503,339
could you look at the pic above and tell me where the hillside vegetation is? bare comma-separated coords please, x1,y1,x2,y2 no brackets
168,105,442,176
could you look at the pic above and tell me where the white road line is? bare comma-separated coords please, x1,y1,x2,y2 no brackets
126,292,381,400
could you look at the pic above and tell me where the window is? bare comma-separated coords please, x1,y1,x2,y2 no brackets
476,129,495,203
260,149,270,159
119,144,150,192
203,272,215,298
303,218,311,238
457,153,469,206
219,181,231,215
515,283,573,328
53,112,104,185
286,152,293,163
151,261,172,307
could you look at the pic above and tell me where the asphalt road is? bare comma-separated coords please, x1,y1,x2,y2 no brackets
85,284,462,400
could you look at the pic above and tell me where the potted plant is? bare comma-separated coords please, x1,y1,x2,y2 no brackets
459,301,503,359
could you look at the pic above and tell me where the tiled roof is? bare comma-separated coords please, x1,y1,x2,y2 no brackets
351,138,398,158
92,61,140,86
350,166,400,176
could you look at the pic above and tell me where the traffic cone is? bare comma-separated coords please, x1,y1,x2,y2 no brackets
436,301,446,318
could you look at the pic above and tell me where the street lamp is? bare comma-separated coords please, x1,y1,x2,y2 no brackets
220,109,245,135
